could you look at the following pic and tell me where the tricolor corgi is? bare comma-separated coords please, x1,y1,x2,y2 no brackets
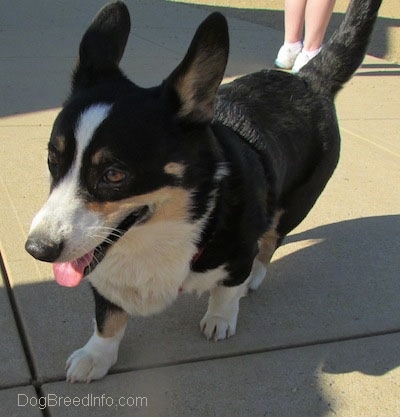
25,0,381,382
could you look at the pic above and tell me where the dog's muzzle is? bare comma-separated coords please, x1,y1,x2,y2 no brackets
25,205,152,286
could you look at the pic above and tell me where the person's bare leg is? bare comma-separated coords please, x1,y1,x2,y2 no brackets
275,0,306,69
303,0,336,51
284,0,307,44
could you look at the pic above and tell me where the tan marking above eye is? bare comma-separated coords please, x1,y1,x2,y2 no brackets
163,162,186,178
91,147,113,165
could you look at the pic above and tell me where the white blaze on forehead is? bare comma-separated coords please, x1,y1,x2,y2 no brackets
28,103,113,261
74,103,112,163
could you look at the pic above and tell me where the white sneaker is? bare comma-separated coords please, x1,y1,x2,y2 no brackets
292,47,322,73
274,43,302,70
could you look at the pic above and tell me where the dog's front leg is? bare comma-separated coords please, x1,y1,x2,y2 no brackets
66,287,128,383
200,281,248,341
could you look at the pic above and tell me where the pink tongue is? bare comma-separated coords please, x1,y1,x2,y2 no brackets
53,251,94,287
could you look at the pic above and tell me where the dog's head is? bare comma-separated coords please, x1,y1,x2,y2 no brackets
25,2,229,286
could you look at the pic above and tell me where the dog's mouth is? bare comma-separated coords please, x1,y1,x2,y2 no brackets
52,205,151,287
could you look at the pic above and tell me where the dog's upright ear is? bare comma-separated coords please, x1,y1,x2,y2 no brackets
72,1,131,91
166,13,229,124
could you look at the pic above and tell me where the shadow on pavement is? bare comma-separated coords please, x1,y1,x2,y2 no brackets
357,62,400,76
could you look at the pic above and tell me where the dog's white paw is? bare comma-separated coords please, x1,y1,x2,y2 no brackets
200,313,237,341
66,347,114,383
200,283,246,341
65,330,122,383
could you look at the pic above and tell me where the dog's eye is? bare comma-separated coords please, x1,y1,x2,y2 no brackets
103,168,126,184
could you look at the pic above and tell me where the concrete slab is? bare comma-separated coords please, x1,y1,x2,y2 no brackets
0,269,31,388
336,56,400,122
340,120,400,157
42,333,400,417
0,386,43,417
336,56,400,157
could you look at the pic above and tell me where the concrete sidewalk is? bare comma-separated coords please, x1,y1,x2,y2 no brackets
0,1,399,416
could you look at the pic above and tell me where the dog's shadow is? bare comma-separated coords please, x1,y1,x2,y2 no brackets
277,215,400,375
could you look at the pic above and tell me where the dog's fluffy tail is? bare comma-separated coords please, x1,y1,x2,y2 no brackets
299,0,382,97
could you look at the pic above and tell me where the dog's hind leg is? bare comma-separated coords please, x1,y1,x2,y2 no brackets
249,211,283,290
248,258,267,291
66,286,128,383
200,226,282,341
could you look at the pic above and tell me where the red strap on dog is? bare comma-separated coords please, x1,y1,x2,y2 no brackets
191,246,204,267
179,247,205,293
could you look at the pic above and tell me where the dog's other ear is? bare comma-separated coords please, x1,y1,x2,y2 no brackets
72,1,131,90
166,13,229,124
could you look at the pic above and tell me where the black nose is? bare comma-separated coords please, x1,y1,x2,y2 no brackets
25,236,63,262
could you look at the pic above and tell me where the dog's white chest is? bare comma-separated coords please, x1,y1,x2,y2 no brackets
88,220,199,315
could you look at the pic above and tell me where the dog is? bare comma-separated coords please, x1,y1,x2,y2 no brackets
25,0,381,382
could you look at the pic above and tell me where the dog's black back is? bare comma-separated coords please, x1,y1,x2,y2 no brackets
212,0,381,250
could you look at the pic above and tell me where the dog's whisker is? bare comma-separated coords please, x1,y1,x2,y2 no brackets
89,233,122,245
86,226,124,239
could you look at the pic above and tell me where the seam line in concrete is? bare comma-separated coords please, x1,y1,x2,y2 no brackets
132,33,182,56
0,328,398,393
104,328,400,377
0,252,37,386
342,127,400,157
